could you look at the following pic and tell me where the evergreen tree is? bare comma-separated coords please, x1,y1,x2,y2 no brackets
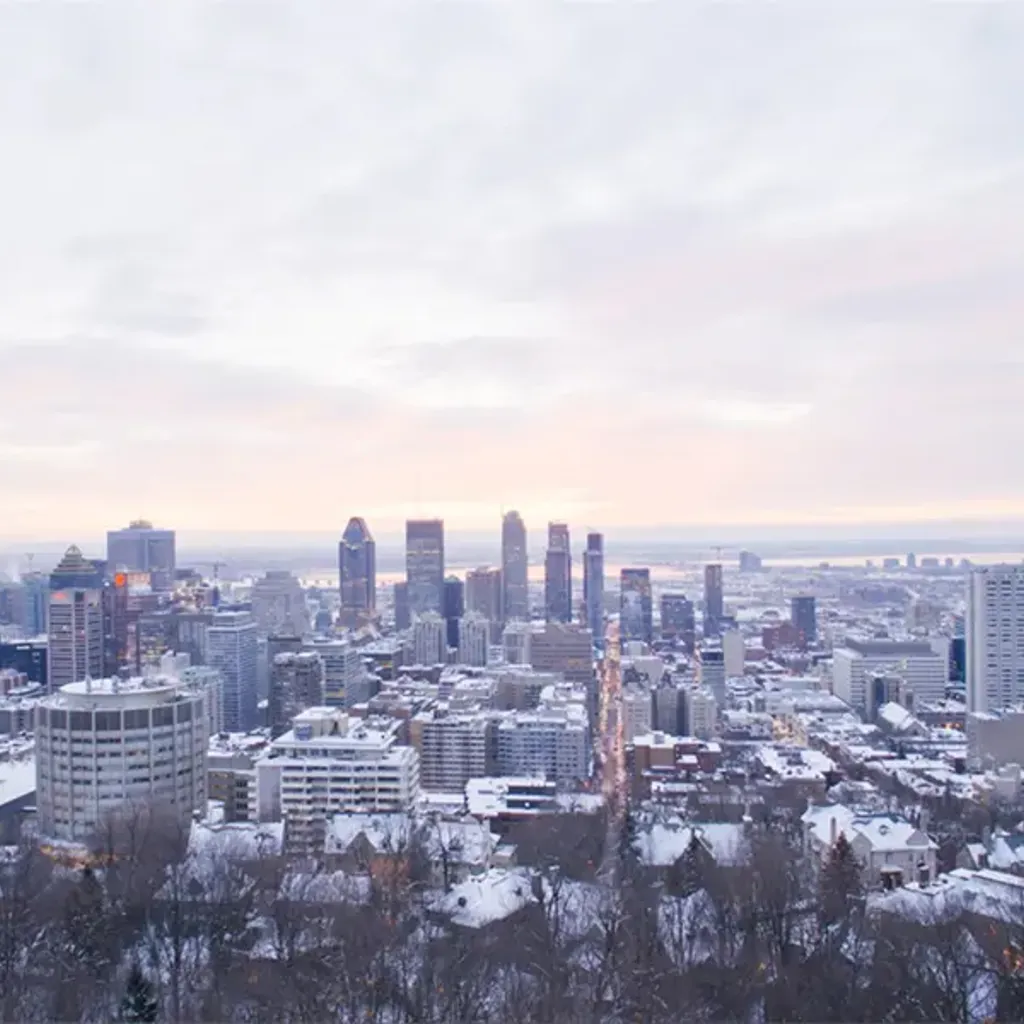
820,831,862,927
120,963,159,1024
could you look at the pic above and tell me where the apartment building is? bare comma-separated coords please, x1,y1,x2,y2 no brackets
256,707,418,855
412,710,496,792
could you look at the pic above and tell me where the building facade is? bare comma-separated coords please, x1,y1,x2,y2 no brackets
660,594,696,653
500,511,529,623
48,546,104,692
583,532,605,642
544,523,572,623
251,571,309,637
967,565,1024,713
35,675,208,842
703,564,724,637
791,595,817,646
620,568,653,646
458,613,490,667
443,576,464,650
338,516,376,625
106,520,176,591
406,519,445,618
833,637,948,716
207,611,260,731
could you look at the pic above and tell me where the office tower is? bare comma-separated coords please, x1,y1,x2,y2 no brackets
722,629,745,677
0,638,48,689
790,595,817,647
583,532,605,641
620,568,653,645
207,611,259,731
269,651,324,738
967,565,1024,713
703,564,724,637
738,550,762,573
412,612,446,666
406,519,445,618
102,571,131,677
443,576,464,650
34,675,208,842
105,520,176,591
16,572,48,636
544,523,572,623
393,581,410,631
906,552,917,570
833,636,947,716
501,511,529,622
465,566,502,626
529,622,594,684
338,517,376,625
251,571,309,637
660,594,696,653
177,664,225,737
47,546,104,692
502,620,532,666
304,638,362,707
697,641,725,706
459,613,490,667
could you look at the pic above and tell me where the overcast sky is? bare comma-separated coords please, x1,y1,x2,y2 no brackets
2,3,1023,539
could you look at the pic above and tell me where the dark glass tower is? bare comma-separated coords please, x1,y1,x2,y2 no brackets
620,568,653,645
544,523,572,623
583,532,604,641
339,517,377,624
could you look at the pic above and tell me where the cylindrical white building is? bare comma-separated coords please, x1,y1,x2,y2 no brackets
35,676,208,842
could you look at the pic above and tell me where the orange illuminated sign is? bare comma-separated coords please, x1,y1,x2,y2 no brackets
114,573,128,587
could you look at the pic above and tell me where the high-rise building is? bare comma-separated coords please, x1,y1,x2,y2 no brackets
583,532,604,641
465,566,502,632
791,595,817,647
620,568,653,646
502,620,532,666
967,565,1024,713
269,651,324,737
18,572,48,636
738,550,762,573
338,517,376,625
458,613,490,667
412,612,446,666
544,523,572,623
304,638,362,708
406,519,445,618
529,622,594,684
393,581,410,631
35,674,208,842
207,611,259,731
660,594,696,653
47,546,104,692
414,710,495,792
697,641,725,706
102,572,131,677
251,571,309,637
105,520,176,592
501,511,529,623
443,576,464,650
703,564,724,637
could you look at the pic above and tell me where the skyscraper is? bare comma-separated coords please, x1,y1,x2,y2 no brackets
967,565,1024,713
501,511,529,622
47,546,105,692
338,517,376,625
583,532,605,641
443,576,464,650
465,566,502,627
790,595,817,647
703,563,724,637
207,610,259,731
544,523,572,623
620,568,653,645
394,581,410,631
660,594,696,654
106,520,176,591
406,519,445,618
251,571,309,636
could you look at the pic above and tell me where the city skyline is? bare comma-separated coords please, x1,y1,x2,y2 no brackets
2,6,1024,535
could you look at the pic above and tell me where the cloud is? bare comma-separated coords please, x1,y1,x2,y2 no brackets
0,3,1023,535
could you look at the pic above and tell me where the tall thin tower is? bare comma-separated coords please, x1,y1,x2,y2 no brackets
501,511,529,622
